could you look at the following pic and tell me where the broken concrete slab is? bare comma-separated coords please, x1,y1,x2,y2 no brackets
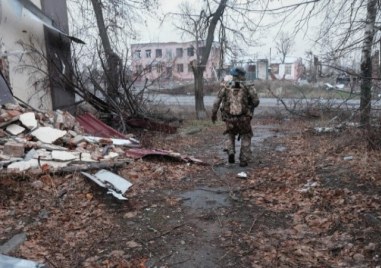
7,159,39,172
31,127,67,144
19,112,38,129
0,254,46,268
51,150,77,161
81,169,132,200
0,233,26,254
5,124,25,135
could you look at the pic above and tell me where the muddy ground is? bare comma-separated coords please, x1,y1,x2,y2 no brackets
1,111,381,267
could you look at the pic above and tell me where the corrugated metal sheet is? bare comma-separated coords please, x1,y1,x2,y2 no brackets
76,113,126,138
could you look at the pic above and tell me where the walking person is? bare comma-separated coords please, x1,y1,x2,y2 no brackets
211,67,260,167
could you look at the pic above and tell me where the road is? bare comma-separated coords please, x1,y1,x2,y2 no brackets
148,94,367,108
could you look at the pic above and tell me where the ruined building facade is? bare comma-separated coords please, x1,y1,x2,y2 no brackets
0,0,75,111
131,41,221,83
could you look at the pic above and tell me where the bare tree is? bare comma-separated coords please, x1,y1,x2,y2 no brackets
275,32,294,64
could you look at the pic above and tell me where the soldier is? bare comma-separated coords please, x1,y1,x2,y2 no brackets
211,67,260,167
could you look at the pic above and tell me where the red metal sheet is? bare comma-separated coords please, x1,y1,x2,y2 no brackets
76,113,126,138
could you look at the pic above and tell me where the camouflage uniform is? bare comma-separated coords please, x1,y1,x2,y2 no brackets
212,79,259,165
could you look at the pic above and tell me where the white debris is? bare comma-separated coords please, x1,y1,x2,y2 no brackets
6,124,25,135
19,112,38,129
81,169,132,200
237,172,248,179
103,152,119,160
343,156,353,161
31,127,67,144
298,180,319,193
51,151,77,161
7,159,39,172
84,136,140,147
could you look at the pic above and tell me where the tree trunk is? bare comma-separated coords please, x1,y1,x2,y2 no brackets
194,67,206,119
90,0,120,102
192,0,227,119
359,0,377,127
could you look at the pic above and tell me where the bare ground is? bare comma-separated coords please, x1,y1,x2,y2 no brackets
1,114,381,267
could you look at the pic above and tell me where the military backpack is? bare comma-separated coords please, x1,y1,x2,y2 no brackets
224,83,249,116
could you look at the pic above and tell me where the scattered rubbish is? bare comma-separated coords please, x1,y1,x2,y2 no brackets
324,83,334,90
81,169,132,200
313,127,338,134
336,84,345,89
298,180,319,193
84,136,140,147
237,172,248,179
0,254,46,268
4,142,25,157
343,156,353,161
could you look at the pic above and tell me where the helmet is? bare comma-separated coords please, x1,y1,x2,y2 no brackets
229,67,246,77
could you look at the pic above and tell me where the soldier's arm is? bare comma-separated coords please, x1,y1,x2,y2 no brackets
212,87,226,116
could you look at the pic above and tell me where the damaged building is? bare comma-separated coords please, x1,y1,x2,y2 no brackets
0,0,80,112
131,41,221,88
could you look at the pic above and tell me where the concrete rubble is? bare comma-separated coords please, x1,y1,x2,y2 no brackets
0,102,140,174
0,102,203,175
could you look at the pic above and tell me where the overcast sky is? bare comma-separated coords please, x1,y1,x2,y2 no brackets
136,0,319,63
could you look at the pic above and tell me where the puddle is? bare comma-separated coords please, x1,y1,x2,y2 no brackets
179,187,230,210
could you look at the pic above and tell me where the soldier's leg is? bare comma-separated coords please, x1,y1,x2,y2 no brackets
239,133,252,166
227,133,235,163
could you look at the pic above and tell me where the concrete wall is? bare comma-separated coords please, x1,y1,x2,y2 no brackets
0,0,52,110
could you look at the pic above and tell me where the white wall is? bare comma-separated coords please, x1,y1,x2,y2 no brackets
0,0,52,110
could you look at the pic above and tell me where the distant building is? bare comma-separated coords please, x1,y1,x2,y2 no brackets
270,57,305,81
130,41,221,82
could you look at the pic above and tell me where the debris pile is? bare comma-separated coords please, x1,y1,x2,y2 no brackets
0,103,139,174
0,103,203,175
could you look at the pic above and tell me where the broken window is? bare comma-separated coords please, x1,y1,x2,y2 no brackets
177,64,184,73
145,64,152,72
285,64,292,75
187,47,194,57
166,67,173,78
134,50,141,59
156,49,162,58
145,50,151,58
136,64,143,73
156,62,163,73
176,48,183,57
166,49,173,59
